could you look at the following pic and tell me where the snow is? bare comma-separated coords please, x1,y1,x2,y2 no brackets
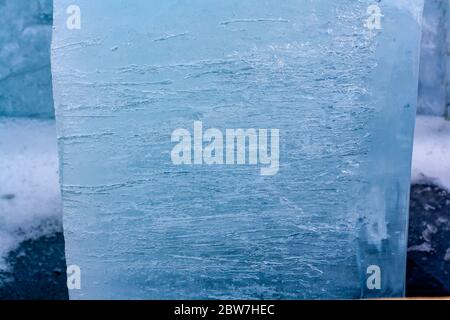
0,117,62,271
412,116,450,191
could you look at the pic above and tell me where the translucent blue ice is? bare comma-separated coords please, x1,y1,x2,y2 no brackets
417,0,448,117
0,0,54,118
52,0,424,299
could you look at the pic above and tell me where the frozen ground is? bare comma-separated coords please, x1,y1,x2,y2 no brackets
407,115,450,296
0,232,67,300
407,184,450,296
0,117,62,270
412,116,450,191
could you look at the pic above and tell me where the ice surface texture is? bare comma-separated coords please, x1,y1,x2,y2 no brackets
52,0,423,299
0,0,54,118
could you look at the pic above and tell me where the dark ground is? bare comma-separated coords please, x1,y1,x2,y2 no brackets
0,233,68,300
406,184,450,297
0,184,448,299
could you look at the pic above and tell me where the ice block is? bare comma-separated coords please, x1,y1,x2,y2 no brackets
417,0,448,117
0,0,54,118
52,0,424,299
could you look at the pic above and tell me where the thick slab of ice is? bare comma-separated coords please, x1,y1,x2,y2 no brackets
0,0,54,118
52,0,423,299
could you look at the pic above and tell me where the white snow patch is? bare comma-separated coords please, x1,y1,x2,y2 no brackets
411,115,450,191
0,117,62,271
407,242,433,253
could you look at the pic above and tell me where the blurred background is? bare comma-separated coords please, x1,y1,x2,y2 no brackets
0,0,67,299
407,0,450,297
0,0,449,299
